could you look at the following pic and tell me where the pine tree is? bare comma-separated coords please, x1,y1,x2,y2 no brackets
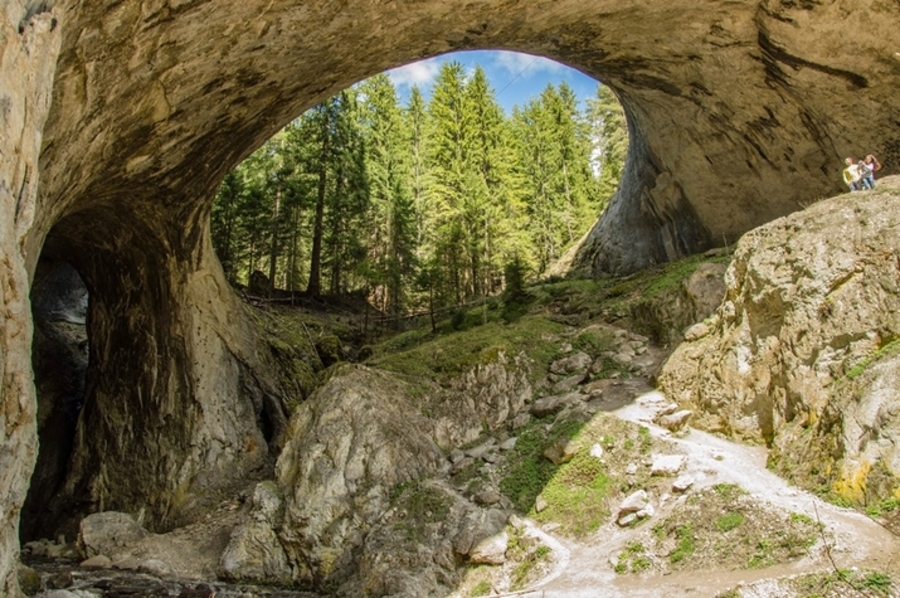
358,74,416,315
426,61,472,304
588,84,629,207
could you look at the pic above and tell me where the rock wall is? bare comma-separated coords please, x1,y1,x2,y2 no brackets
0,3,62,595
1,0,900,594
658,177,900,504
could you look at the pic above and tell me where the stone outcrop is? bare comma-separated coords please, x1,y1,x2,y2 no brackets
3,0,900,594
218,482,291,585
274,364,511,594
659,178,900,503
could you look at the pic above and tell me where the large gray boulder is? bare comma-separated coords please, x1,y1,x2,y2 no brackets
659,179,900,504
275,365,447,586
77,512,148,559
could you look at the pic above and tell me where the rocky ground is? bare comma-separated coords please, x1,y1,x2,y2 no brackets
19,193,900,596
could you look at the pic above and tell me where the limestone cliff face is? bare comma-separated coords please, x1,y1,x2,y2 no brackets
659,177,900,504
2,0,900,594
0,4,62,595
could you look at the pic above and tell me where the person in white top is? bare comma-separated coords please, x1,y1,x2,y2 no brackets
842,157,861,191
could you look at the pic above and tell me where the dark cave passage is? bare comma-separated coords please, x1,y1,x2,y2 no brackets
22,251,90,542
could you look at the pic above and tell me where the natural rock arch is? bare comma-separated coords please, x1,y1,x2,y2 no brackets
3,0,900,593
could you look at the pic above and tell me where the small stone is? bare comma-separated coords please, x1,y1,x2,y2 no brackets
549,351,592,375
636,503,655,519
584,378,612,394
140,558,172,577
590,444,604,459
530,395,567,417
651,454,686,476
544,440,577,465
553,373,587,393
451,457,475,474
510,412,531,430
80,554,112,569
535,496,549,513
482,451,499,464
612,352,634,367
465,439,496,460
618,489,649,515
449,448,466,464
46,571,74,590
659,403,679,416
499,437,518,451
617,513,638,527
474,488,502,506
508,514,527,531
672,475,694,493
657,410,692,432
625,463,638,475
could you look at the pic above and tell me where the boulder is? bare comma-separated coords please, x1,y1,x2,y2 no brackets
79,555,111,570
469,531,509,565
77,512,148,559
657,410,692,432
543,440,578,465
650,455,686,477
17,564,41,596
549,352,593,375
276,365,447,586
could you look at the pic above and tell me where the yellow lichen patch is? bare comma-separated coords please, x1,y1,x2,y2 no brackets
318,548,340,577
832,460,872,504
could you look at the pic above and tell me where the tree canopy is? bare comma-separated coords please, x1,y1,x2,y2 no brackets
211,62,628,315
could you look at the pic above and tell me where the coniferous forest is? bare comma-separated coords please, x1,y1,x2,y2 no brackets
210,62,627,316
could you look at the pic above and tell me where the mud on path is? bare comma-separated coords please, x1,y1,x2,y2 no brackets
507,391,900,598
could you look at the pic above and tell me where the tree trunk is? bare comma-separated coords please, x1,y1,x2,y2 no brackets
307,115,330,297
267,187,282,285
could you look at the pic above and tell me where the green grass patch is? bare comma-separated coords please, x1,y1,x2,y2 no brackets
368,315,566,386
615,541,652,574
670,525,696,563
845,338,900,380
715,512,744,532
499,418,584,513
654,485,818,572
534,451,610,536
509,542,552,591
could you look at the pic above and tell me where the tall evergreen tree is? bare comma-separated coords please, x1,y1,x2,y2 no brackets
588,84,629,205
358,74,416,314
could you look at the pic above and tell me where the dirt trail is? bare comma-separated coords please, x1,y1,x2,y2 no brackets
510,390,900,598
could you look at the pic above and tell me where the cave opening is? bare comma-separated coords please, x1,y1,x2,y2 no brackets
22,242,90,543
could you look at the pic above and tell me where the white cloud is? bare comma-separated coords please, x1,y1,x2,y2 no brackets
387,58,443,89
492,51,565,80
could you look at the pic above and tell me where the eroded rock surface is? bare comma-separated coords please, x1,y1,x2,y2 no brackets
659,178,900,503
274,364,515,594
3,0,900,594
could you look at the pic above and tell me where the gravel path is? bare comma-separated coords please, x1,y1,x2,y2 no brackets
506,390,900,598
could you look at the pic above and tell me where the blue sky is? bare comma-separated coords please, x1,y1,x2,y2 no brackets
386,50,600,116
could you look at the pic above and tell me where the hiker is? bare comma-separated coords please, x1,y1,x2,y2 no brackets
860,154,881,190
842,157,861,191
